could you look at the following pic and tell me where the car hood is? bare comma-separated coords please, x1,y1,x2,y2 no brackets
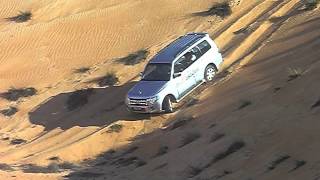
128,81,168,98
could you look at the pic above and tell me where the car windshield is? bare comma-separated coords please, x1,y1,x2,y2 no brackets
142,63,172,81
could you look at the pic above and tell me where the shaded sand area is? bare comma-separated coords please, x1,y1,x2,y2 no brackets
0,0,319,179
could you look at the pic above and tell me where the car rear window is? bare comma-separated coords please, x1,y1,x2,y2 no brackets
197,40,211,55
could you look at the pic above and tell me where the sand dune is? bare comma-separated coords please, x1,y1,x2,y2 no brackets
0,0,319,179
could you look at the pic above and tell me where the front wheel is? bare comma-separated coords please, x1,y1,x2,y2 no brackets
162,96,173,113
204,64,217,82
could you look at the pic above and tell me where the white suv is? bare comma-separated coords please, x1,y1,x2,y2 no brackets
125,33,223,113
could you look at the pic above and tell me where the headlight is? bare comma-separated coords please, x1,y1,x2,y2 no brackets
146,96,158,105
125,95,130,104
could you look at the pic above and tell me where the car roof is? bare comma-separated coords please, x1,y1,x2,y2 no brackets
149,33,207,64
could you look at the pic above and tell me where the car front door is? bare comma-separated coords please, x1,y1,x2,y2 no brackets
188,45,203,84
173,51,197,99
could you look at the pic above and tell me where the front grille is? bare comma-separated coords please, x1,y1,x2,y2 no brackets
129,98,147,106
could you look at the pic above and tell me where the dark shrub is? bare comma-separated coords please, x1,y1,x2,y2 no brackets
21,162,78,174
304,0,320,10
154,146,169,157
59,162,79,170
21,163,60,173
106,124,123,133
268,155,290,171
179,132,201,147
111,157,138,167
48,156,60,161
64,172,104,178
136,159,147,167
0,106,18,117
0,163,14,171
237,100,252,110
5,11,32,23
121,146,139,156
0,87,37,101
210,133,225,143
74,67,90,74
193,2,232,18
311,98,320,109
169,116,194,130
290,160,306,172
205,140,245,168
94,72,119,87
213,141,245,163
153,163,167,171
186,97,200,107
10,138,27,145
117,50,149,65
188,166,203,177
287,68,303,81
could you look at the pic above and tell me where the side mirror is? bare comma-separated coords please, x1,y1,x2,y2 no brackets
173,72,182,78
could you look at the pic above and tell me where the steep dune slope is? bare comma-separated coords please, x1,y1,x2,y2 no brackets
67,5,320,180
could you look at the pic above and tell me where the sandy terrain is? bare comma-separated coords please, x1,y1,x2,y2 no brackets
0,0,319,179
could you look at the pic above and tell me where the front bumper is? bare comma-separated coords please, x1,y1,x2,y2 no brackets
126,101,162,113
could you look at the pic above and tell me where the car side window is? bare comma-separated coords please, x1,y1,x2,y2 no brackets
175,46,203,73
191,46,201,60
197,40,211,55
174,56,187,73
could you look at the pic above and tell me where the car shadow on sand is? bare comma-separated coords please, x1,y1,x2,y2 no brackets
29,82,156,131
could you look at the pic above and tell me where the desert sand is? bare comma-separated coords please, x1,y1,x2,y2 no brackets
0,0,319,179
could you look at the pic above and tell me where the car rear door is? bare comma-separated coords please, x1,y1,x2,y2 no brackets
192,40,213,82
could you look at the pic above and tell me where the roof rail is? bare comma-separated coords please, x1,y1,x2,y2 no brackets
186,32,208,36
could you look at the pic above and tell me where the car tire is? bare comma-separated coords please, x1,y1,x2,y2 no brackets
162,96,174,113
204,64,217,82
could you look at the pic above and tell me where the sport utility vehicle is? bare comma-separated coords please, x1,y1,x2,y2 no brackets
125,33,223,113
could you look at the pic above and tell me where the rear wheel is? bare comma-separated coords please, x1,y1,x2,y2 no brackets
204,64,217,82
162,96,173,113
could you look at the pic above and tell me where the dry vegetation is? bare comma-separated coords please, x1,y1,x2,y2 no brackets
237,100,252,110
187,166,203,177
290,160,306,172
193,2,232,18
186,97,200,107
287,67,303,81
153,146,169,157
10,138,27,145
117,50,149,65
179,132,201,147
267,155,290,171
0,87,37,101
168,116,194,130
64,171,104,179
205,140,245,168
73,67,90,74
121,146,139,156
0,164,14,172
106,124,123,133
0,106,18,117
210,133,225,143
111,156,146,168
5,11,32,23
304,0,320,10
311,98,320,109
91,72,119,87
